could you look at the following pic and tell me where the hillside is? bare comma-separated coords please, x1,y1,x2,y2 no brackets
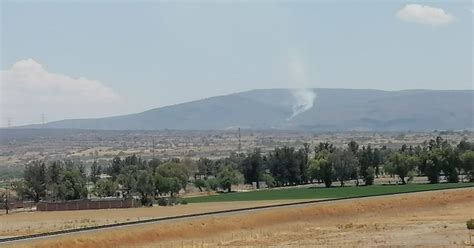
20,89,473,131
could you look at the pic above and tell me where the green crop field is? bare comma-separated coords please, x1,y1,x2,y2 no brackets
186,183,474,203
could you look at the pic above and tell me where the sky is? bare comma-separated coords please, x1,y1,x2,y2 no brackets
1,0,473,127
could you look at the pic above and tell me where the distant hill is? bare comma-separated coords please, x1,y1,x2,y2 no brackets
20,89,474,131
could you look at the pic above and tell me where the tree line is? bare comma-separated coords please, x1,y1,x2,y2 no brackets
12,136,474,206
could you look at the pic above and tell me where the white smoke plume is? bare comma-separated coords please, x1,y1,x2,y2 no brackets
287,53,316,120
288,88,316,120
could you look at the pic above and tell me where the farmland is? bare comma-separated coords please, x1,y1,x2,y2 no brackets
1,183,472,239
2,1,473,246
185,182,474,203
1,129,473,246
6,188,473,248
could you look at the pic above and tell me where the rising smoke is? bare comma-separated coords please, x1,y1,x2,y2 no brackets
287,53,316,120
288,88,316,120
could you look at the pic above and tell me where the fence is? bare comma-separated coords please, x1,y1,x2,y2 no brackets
37,199,138,211
0,200,35,210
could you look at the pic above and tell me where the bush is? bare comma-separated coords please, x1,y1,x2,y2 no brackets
364,167,375,186
407,170,417,183
157,198,169,206
193,179,207,192
467,219,474,230
157,197,188,206
206,178,219,191
262,174,276,188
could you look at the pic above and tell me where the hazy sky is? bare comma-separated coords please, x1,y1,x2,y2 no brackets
1,0,473,126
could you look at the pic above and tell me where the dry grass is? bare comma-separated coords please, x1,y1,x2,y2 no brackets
6,188,474,247
0,200,302,237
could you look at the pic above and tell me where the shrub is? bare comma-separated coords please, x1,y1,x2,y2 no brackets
262,174,276,188
157,198,168,206
364,167,375,186
467,219,474,230
407,170,417,183
206,178,219,191
193,179,207,192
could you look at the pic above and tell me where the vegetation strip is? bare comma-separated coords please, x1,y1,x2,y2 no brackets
185,183,474,203
3,137,472,208
1,185,472,244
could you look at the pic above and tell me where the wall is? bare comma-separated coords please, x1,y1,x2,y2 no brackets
37,199,138,211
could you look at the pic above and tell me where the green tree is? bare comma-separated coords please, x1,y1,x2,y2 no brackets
309,158,334,187
94,179,118,197
89,161,102,185
268,146,300,186
296,143,311,184
109,156,123,180
388,153,417,184
154,174,181,197
117,166,138,197
124,154,139,166
197,157,218,178
136,170,154,205
364,167,376,186
347,140,359,154
262,173,276,188
47,161,62,185
205,178,220,191
11,181,27,201
156,162,189,190
358,146,375,185
461,151,474,182
46,161,63,200
23,161,47,202
329,150,358,187
308,158,323,183
441,148,461,183
457,140,473,152
193,179,207,192
315,142,335,154
148,158,163,172
0,191,6,212
59,168,88,200
421,150,443,184
240,148,264,188
372,148,383,176
217,166,243,192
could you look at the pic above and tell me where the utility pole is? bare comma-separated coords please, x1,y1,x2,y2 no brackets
152,139,156,160
238,127,241,153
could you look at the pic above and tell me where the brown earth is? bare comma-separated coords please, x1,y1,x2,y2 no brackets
5,188,474,248
0,200,303,237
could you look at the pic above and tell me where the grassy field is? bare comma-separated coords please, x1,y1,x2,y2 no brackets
16,188,474,247
186,182,474,203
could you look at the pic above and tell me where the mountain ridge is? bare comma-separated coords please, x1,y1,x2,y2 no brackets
17,88,474,131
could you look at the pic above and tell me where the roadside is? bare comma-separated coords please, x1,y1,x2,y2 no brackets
0,200,305,237
6,187,473,248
